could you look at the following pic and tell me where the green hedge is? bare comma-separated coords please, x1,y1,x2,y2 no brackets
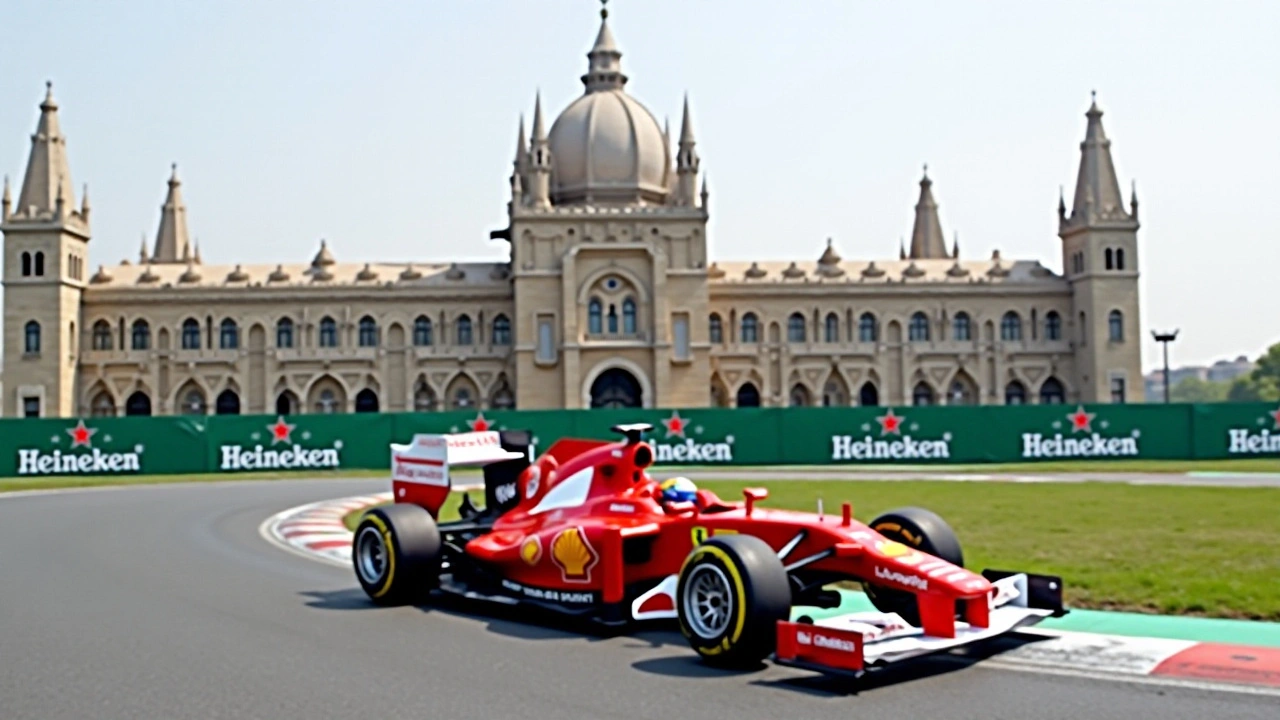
3,402,1278,478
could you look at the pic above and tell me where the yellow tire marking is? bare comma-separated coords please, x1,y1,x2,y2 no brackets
365,514,396,599
680,544,748,648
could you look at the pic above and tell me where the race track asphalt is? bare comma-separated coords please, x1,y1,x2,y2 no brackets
1,479,1275,720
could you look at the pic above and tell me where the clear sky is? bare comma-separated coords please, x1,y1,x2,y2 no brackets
2,0,1277,373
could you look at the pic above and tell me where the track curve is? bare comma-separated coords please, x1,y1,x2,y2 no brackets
0,479,1274,720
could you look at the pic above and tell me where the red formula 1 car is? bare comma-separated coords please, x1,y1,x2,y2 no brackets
352,424,1066,674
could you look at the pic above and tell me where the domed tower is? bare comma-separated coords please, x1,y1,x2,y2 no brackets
494,2,711,411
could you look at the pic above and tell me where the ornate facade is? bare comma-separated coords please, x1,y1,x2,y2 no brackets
1,8,1143,419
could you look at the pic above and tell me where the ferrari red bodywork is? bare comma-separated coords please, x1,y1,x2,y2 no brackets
367,423,1065,675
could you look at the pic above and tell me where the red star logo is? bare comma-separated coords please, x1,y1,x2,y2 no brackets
468,413,491,432
1270,406,1280,430
1068,406,1095,433
876,409,904,435
268,416,295,445
66,420,97,448
663,411,687,438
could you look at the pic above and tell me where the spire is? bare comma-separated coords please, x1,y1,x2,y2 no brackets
513,114,529,174
952,232,960,259
531,90,547,143
14,81,77,221
151,163,192,263
80,182,90,221
139,232,150,264
1130,179,1139,220
908,164,949,259
582,0,628,93
1,175,10,222
1065,91,1134,229
700,176,709,210
194,239,202,264
674,93,701,206
527,90,552,208
679,93,697,145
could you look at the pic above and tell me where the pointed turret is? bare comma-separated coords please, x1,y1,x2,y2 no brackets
674,94,701,206
527,91,552,208
139,233,150,264
1063,92,1136,231
193,240,202,264
12,82,78,223
80,183,90,223
151,164,192,263
1,175,10,222
513,114,529,175
582,1,627,93
908,165,949,259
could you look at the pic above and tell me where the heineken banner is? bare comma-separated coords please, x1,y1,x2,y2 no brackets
1,401,1278,478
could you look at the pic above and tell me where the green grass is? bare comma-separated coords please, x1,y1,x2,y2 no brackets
0,468,379,494
345,479,1280,621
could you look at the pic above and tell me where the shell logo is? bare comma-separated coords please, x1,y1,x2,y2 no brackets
876,539,911,558
520,536,543,566
551,526,599,583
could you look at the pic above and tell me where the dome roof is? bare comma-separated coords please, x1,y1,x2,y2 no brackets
549,89,669,205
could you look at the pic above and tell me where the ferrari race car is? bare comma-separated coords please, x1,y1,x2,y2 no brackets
351,424,1066,675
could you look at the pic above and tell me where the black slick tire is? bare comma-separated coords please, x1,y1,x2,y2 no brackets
351,503,442,606
676,534,792,669
863,506,964,625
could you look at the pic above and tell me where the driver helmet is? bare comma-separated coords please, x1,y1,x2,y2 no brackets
659,476,698,504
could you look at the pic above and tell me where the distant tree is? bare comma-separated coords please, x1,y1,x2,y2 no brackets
1227,342,1280,402
1171,376,1230,403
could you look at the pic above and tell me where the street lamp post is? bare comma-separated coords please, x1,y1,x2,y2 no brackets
1151,330,1180,403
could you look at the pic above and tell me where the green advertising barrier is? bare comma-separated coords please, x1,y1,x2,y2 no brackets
1190,402,1280,459
783,402,1196,465
1,401,1277,478
205,413,396,473
0,415,208,477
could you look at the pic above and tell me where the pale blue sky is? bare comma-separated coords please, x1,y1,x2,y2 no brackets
2,0,1277,372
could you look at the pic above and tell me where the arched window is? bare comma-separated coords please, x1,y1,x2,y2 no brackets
824,313,839,343
34,252,44,276
1108,310,1124,342
455,314,473,345
92,319,112,350
1005,381,1027,405
131,320,150,350
413,315,432,346
1040,377,1066,404
90,391,115,417
319,316,337,347
588,299,603,335
1044,311,1062,341
181,389,207,415
859,313,878,342
215,389,241,415
24,320,41,354
952,312,972,341
741,313,759,343
787,312,806,343
736,382,761,407
181,318,200,349
358,315,378,347
276,317,295,348
622,298,636,334
219,318,239,349
491,314,511,345
355,388,379,413
789,384,811,407
125,391,152,416
21,252,31,276
1105,248,1114,270
909,312,930,342
859,382,879,407
1116,248,1126,270
709,313,723,344
912,381,935,406
1001,311,1022,341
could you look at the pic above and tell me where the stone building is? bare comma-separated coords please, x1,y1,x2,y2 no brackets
1,7,1143,419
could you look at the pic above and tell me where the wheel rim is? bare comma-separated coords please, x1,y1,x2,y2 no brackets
355,525,388,585
683,564,734,639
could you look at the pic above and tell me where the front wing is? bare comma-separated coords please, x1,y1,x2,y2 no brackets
774,571,1065,676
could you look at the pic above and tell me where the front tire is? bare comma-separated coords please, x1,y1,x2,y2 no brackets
676,534,791,669
863,506,964,625
352,503,442,606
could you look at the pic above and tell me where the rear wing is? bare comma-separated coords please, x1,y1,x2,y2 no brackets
391,430,532,517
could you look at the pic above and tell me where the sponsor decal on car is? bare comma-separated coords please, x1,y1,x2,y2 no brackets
1226,406,1280,455
609,502,636,513
495,481,518,505
500,578,597,606
16,420,144,475
551,526,599,583
220,417,342,471
874,565,929,591
519,536,543,566
830,409,952,462
690,526,739,545
1020,406,1141,459
651,412,734,464
796,630,858,653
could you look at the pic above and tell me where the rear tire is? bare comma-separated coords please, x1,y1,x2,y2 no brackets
863,506,964,626
676,534,791,669
352,503,442,606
